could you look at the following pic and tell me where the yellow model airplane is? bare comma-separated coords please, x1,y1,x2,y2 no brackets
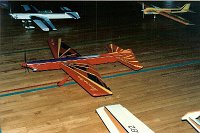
141,3,194,25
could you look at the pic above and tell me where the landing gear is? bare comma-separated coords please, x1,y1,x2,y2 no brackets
153,15,156,21
22,20,35,30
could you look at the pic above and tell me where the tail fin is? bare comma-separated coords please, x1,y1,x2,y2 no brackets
48,38,81,59
107,44,143,70
60,7,71,12
106,43,124,53
180,3,190,12
60,7,80,19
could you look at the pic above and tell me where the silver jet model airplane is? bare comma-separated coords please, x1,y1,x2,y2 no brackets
9,5,80,31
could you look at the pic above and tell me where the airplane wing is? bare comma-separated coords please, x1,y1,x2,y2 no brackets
182,111,200,132
60,62,112,97
48,38,81,59
96,104,155,133
21,5,39,13
30,16,57,31
159,11,194,25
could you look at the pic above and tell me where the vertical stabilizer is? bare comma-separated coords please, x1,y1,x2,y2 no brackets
180,3,190,12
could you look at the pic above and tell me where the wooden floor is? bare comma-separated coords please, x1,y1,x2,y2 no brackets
1,2,200,133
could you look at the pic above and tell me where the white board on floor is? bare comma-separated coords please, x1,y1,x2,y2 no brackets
182,111,200,132
96,104,154,133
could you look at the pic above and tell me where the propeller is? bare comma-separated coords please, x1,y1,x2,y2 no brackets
9,3,12,14
23,51,29,73
9,3,13,19
153,14,156,20
142,3,145,19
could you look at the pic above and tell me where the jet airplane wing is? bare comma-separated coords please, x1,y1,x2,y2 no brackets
31,16,57,31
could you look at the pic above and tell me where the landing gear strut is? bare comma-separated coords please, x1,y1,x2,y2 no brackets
22,20,35,30
153,15,156,21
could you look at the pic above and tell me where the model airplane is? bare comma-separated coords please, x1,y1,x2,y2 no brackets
141,3,194,25
9,5,80,31
21,38,143,97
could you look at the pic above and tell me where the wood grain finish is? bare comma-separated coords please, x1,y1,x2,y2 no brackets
1,2,200,133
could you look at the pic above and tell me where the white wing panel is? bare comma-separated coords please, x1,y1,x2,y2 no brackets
44,18,57,31
96,104,155,133
31,16,57,31
106,104,155,133
33,19,49,31
96,107,120,133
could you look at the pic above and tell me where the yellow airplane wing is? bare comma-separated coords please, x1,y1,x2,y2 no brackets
159,11,194,25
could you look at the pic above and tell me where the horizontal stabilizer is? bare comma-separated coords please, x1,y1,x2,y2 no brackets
67,12,80,19
96,104,154,133
107,44,143,70
61,7,72,12
60,7,80,19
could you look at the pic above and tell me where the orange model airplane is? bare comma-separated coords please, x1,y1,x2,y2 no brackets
140,2,194,25
22,38,143,97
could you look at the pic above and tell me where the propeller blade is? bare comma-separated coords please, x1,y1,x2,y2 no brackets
24,51,29,73
142,3,144,10
9,5,12,13
142,3,145,19
24,51,27,63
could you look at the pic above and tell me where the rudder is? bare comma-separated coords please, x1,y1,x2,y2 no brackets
181,3,190,12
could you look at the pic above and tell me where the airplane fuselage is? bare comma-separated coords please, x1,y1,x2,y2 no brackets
22,53,118,72
9,13,78,20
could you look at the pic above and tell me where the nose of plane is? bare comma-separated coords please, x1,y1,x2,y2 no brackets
9,13,13,17
21,62,27,67
9,14,17,19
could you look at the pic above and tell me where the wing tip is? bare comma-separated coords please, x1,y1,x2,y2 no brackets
91,92,113,97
